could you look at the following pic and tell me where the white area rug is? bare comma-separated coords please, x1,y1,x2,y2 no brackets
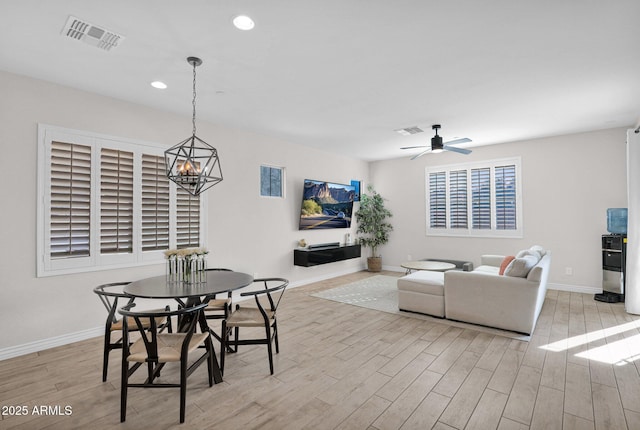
312,275,530,341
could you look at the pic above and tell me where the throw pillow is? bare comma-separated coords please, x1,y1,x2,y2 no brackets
504,254,538,277
530,245,546,257
516,249,541,262
499,256,516,275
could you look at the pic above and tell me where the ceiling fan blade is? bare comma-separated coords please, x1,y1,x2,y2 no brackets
410,148,431,160
444,145,472,155
400,145,429,150
444,137,472,146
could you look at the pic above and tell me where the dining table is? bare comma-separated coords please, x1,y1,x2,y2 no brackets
123,270,254,383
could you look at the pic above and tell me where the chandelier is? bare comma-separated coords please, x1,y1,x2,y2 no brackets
165,57,223,196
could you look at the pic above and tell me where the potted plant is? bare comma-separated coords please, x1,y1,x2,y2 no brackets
355,185,393,272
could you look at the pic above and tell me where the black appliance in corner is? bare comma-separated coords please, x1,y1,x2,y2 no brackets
595,234,626,303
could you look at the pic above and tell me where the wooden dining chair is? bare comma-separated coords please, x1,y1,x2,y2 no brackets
220,278,289,375
119,302,215,424
203,268,234,346
93,282,171,382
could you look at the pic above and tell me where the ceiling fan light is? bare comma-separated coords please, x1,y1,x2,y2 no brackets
431,134,444,152
431,148,444,154
233,15,255,30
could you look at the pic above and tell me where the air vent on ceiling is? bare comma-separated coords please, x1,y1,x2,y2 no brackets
61,15,124,51
394,126,424,136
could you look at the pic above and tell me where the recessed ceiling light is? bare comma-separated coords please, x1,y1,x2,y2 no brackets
233,15,255,30
151,81,167,89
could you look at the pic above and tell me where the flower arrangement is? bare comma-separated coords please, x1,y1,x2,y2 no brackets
165,247,209,283
164,247,209,258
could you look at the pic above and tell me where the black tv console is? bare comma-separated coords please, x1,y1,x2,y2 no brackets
294,244,361,267
308,242,340,249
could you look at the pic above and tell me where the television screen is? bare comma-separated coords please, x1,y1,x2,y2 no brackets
298,179,355,230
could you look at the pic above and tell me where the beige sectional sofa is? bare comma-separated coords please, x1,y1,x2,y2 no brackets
397,246,551,335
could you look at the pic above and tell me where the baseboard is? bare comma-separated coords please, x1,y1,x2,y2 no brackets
547,282,601,295
0,326,103,361
289,265,366,289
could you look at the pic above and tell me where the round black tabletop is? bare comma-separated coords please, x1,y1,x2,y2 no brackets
124,271,254,299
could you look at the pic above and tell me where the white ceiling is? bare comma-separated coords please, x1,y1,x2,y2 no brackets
1,0,639,161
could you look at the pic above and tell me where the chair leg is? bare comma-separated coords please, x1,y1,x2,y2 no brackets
102,329,111,382
273,320,280,354
165,315,173,333
220,320,227,374
265,325,274,375
205,336,215,387
180,358,188,423
146,361,154,383
120,359,128,422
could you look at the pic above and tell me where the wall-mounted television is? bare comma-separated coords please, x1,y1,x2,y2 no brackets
298,179,355,230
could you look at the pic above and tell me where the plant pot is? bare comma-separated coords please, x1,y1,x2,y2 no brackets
367,257,382,272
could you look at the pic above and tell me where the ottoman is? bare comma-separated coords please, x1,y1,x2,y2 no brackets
397,271,445,317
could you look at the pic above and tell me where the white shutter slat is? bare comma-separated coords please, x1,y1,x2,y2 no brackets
50,141,92,258
429,171,446,229
471,167,491,230
449,169,468,229
100,148,133,254
141,154,170,251
495,164,517,230
176,186,200,248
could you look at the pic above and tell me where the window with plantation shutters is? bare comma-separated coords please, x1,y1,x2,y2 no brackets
100,148,134,254
176,187,200,248
38,124,206,277
141,154,170,251
425,157,522,237
50,141,91,258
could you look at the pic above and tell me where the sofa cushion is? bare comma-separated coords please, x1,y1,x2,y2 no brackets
499,256,516,275
505,254,538,277
397,271,445,295
474,265,501,275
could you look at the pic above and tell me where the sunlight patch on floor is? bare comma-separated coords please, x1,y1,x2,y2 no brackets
539,320,640,366
540,320,640,352
574,334,640,365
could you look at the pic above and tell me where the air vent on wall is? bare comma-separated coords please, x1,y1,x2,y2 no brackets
394,126,424,136
61,15,124,51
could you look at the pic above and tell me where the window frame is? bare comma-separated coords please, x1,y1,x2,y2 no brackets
425,157,523,238
37,124,207,277
259,164,285,198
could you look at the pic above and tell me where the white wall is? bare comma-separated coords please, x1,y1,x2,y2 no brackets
0,68,629,356
0,71,368,353
369,127,628,290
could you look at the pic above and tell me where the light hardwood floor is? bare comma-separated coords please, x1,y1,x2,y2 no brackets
2,271,640,429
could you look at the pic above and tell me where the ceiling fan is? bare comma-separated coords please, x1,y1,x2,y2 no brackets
401,124,472,160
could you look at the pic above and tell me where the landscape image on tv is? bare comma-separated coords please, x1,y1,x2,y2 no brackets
298,179,355,230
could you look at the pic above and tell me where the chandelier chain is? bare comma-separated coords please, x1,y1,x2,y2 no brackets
192,60,197,136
